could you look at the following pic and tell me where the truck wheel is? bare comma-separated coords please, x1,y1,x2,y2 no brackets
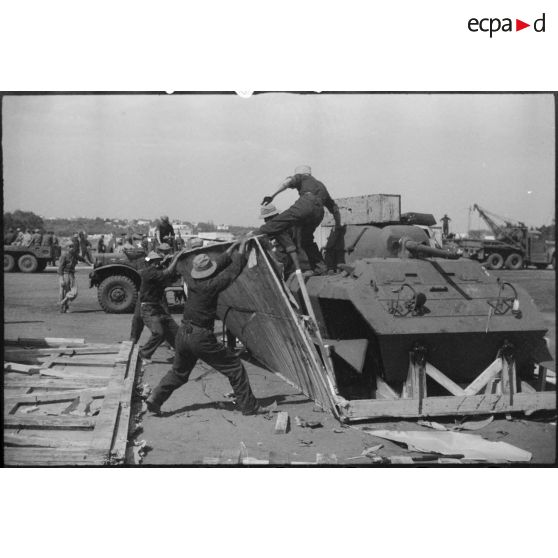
486,253,504,270
535,263,548,270
505,253,523,270
97,275,138,313
18,254,39,273
4,254,16,272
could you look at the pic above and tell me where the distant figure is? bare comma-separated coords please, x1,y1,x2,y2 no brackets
41,230,53,247
259,165,341,275
97,235,106,254
141,235,149,253
4,228,16,245
31,229,43,247
157,216,175,247
441,214,451,238
78,231,94,264
13,228,24,245
114,237,125,254
21,229,33,247
123,235,135,251
57,245,90,313
175,232,185,250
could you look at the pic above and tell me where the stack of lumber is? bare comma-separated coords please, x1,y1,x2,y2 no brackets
4,337,140,466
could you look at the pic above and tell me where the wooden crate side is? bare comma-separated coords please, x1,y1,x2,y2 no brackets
322,194,401,226
342,391,557,421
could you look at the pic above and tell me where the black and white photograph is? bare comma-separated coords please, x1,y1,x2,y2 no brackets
2,92,555,466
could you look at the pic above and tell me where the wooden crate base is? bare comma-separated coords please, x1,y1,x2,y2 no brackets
4,337,141,466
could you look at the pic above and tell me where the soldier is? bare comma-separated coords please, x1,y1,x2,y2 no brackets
146,239,262,416
57,245,90,313
157,216,175,247
21,229,33,247
4,228,16,245
259,165,341,275
31,229,43,246
13,228,24,245
97,235,106,254
441,214,451,238
137,249,184,364
113,237,125,254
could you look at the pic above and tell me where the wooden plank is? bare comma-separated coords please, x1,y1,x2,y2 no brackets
425,363,466,396
39,368,113,380
3,362,42,375
4,415,96,429
4,433,91,448
89,343,135,462
4,346,118,358
5,388,106,406
274,411,290,434
4,447,105,466
41,358,117,367
464,358,502,395
4,377,108,390
343,391,557,421
110,344,140,462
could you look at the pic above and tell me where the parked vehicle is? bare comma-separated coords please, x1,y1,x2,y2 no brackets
3,245,54,273
453,204,555,270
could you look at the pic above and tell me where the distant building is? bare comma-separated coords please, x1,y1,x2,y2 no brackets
216,224,230,231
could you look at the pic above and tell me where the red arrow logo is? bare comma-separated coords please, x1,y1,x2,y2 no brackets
516,19,530,31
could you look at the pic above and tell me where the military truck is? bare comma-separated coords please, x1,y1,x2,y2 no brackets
4,245,54,273
454,204,555,270
89,249,185,313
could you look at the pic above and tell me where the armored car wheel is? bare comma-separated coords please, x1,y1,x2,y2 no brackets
18,254,39,273
4,254,16,272
486,252,504,270
505,253,523,270
97,275,138,313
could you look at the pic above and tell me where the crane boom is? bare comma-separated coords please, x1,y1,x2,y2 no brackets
472,204,523,247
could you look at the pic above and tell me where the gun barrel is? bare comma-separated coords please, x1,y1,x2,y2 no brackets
403,240,460,260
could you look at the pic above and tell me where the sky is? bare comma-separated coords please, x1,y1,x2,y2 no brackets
2,93,555,233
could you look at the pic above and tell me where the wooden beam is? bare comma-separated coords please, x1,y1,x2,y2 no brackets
425,363,466,396
3,362,42,375
4,447,105,466
4,388,105,406
110,344,140,462
464,358,502,395
4,415,96,429
274,411,290,434
4,433,91,448
343,391,556,420
4,377,108,390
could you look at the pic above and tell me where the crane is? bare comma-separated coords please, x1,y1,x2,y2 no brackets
472,204,527,248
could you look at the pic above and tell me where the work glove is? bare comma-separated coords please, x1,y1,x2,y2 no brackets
262,195,273,206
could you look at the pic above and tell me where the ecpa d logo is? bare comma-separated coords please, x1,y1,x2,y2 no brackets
468,13,545,37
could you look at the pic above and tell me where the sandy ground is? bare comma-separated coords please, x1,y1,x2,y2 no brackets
3,265,556,465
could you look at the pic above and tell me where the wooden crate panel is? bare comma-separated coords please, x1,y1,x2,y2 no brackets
322,194,401,226
3,338,140,466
